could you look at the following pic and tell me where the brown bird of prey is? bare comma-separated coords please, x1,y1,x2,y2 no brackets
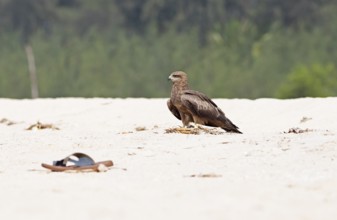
167,71,242,133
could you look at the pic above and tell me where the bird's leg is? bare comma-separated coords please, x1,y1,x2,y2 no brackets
190,116,206,129
185,122,204,131
174,114,199,134
180,113,191,128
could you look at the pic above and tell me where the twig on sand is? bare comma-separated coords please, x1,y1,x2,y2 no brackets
26,121,60,130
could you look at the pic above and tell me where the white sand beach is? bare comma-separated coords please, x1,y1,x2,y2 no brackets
1,97,337,220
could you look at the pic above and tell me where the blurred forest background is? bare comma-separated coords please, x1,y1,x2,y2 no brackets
0,0,336,99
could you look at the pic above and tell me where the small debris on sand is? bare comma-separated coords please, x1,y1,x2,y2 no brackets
127,152,136,156
118,131,133,134
187,173,222,178
165,127,200,135
0,118,17,126
135,126,146,131
284,127,313,134
203,128,224,135
26,121,60,130
300,117,312,123
165,127,224,135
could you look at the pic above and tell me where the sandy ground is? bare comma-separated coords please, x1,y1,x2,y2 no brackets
0,97,337,220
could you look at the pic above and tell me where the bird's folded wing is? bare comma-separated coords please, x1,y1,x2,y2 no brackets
181,90,224,119
167,99,181,120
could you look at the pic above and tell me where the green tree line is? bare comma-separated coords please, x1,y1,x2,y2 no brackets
0,0,336,98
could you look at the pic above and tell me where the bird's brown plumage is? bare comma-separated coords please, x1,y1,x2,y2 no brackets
167,71,242,133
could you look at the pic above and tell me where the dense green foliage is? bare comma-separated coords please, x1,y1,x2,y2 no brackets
276,63,337,98
0,0,336,98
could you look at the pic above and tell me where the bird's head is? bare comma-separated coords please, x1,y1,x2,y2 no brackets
168,71,188,83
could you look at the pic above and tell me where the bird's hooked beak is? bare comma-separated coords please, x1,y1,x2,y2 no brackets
168,74,173,81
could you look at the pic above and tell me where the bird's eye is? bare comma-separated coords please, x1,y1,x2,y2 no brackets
173,74,180,78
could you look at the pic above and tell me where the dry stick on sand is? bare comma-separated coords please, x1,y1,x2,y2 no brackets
26,121,60,130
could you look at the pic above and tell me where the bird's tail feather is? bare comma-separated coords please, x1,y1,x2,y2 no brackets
222,118,242,134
